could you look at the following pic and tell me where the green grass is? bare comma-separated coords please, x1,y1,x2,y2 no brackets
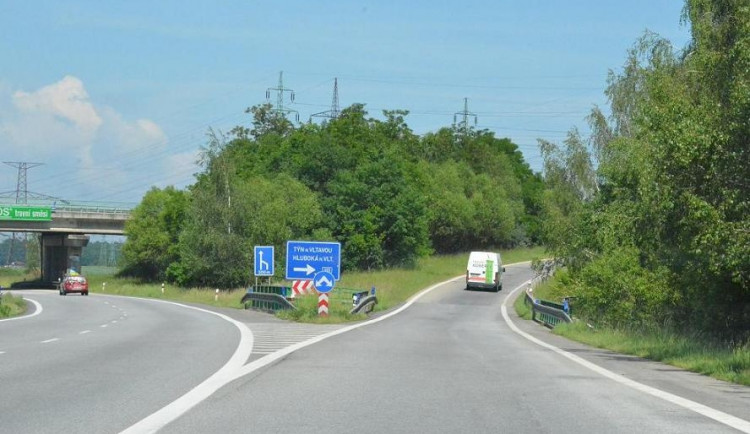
82,266,119,276
0,291,28,318
0,247,545,321
0,268,35,289
276,246,545,323
81,246,546,323
513,289,533,320
513,270,750,386
87,275,246,309
553,322,750,386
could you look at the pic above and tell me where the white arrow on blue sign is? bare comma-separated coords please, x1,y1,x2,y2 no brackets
285,240,341,281
254,246,274,277
313,271,335,293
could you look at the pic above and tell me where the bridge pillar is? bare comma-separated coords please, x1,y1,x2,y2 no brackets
41,233,89,282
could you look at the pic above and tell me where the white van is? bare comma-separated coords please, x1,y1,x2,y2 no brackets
465,251,504,292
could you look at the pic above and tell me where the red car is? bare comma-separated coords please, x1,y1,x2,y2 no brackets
59,275,89,296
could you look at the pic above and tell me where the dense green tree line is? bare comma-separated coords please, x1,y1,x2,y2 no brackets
121,104,543,287
81,241,122,267
540,0,749,344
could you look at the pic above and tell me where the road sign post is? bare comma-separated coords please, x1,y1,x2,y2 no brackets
285,241,341,281
318,293,329,316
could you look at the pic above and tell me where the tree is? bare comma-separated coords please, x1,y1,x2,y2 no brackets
120,186,188,281
539,2,750,342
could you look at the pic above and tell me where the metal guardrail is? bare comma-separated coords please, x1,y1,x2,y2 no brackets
241,285,296,311
523,261,572,328
240,284,378,315
0,201,134,215
524,291,572,327
52,205,132,215
350,292,378,315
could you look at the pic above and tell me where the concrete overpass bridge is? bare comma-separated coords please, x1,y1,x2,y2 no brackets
0,203,130,283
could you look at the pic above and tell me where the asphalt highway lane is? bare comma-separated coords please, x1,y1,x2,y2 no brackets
0,291,240,434
163,263,749,433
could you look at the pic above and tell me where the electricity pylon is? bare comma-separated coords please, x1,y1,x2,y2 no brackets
266,71,299,122
311,77,341,121
453,97,478,133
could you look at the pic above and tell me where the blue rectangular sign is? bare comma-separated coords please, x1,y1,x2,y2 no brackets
254,246,274,277
286,241,341,281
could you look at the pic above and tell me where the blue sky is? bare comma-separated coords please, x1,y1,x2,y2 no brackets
0,1,691,205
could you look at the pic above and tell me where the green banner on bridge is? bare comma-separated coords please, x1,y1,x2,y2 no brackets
0,205,52,221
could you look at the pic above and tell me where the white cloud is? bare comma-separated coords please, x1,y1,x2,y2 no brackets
0,76,171,202
14,75,102,139
96,106,167,153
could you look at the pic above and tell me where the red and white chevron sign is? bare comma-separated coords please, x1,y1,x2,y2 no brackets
291,280,316,297
318,293,329,316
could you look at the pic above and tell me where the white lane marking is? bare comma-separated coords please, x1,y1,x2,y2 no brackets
119,298,252,434
100,324,108,328
79,330,91,335
0,351,6,355
501,282,750,433
111,320,118,324
41,338,59,344
229,274,465,381
123,264,527,433
0,297,43,322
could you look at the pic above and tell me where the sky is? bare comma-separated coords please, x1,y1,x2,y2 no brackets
0,0,691,206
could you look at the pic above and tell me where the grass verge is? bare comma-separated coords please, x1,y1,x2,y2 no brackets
553,322,750,386
0,247,544,323
0,268,36,289
276,246,545,323
80,246,545,324
512,271,750,386
0,292,28,318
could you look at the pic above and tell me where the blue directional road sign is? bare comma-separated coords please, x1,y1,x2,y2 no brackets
286,241,341,281
254,246,274,277
313,271,335,294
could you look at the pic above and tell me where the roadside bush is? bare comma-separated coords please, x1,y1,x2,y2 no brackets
570,247,678,328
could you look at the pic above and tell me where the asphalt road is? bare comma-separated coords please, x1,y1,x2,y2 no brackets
0,291,240,434
3,264,749,433
161,263,750,434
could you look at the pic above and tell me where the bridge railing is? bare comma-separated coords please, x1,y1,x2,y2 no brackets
52,204,132,215
0,201,134,216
